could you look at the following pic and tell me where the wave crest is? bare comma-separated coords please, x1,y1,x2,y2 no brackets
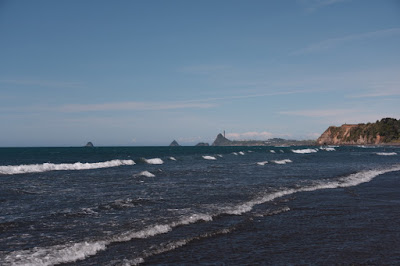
0,160,135,175
292,148,318,154
272,159,292,164
134,171,156,178
144,158,164,165
376,152,397,156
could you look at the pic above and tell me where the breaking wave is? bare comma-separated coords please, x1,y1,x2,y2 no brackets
320,147,336,151
376,152,397,156
223,164,400,215
144,158,164,165
125,227,236,265
202,156,217,160
1,214,213,266
3,164,400,265
0,160,136,175
257,161,268,166
134,171,156,178
271,159,292,165
292,148,318,154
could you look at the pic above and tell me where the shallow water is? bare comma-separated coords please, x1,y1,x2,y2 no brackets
0,145,399,265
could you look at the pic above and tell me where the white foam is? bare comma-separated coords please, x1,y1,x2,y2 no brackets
217,154,223,157
357,145,376,148
202,156,216,160
3,240,107,266
124,226,232,265
135,171,155,178
320,147,336,151
172,213,213,226
1,210,215,266
0,160,136,175
271,159,292,164
280,150,284,153
169,157,177,161
232,152,238,155
144,158,164,165
292,148,318,154
239,151,245,155
270,150,276,153
257,161,269,166
4,165,400,266
225,164,400,216
376,152,397,156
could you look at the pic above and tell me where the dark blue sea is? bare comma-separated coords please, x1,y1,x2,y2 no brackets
0,145,399,265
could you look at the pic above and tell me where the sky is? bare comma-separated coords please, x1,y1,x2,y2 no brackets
0,0,399,146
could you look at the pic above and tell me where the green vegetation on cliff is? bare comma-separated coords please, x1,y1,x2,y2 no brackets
348,118,400,143
319,118,400,144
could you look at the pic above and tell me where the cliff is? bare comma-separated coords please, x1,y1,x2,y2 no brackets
317,118,400,145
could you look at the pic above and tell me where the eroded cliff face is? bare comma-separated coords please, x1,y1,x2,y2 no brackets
317,124,383,145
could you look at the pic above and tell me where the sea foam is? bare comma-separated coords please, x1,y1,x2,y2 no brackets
144,158,164,165
2,213,212,266
271,159,292,164
202,156,217,160
292,148,318,154
224,164,400,216
376,152,397,156
135,171,155,178
3,164,400,266
319,147,336,151
257,161,269,166
0,160,135,175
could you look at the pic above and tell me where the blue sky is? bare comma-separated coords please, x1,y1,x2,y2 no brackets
1,0,399,146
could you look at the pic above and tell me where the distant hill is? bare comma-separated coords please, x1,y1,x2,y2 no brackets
195,142,210,146
317,118,400,145
211,133,315,146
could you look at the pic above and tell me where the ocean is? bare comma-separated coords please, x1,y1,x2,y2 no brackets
0,145,399,265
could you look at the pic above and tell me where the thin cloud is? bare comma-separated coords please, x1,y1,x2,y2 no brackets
292,28,400,55
226,131,275,140
300,0,350,12
187,89,316,103
346,88,400,98
178,65,232,75
0,79,85,89
279,108,358,117
1,88,316,114
59,101,216,112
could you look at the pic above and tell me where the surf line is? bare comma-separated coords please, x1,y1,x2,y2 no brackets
2,164,400,266
0,159,136,175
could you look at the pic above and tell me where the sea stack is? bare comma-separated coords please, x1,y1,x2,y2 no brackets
85,142,94,147
212,133,232,146
169,140,181,146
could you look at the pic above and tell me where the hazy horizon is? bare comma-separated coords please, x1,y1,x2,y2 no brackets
1,0,399,147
